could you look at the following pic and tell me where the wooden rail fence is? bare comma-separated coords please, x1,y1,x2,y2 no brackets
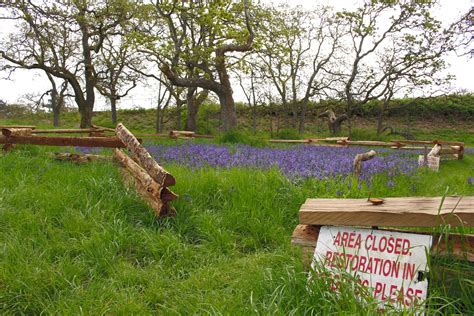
0,124,177,217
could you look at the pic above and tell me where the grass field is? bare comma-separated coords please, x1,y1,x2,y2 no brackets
0,137,473,314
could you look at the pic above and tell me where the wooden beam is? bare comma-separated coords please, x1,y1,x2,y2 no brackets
92,124,116,132
392,140,465,146
2,128,33,137
299,197,474,227
0,135,126,148
32,128,110,134
291,224,474,262
0,125,35,129
269,139,311,143
116,123,175,187
338,140,399,147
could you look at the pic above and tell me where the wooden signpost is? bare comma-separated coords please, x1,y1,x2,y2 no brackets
292,196,474,309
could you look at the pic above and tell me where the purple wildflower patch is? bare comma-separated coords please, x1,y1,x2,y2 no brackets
146,143,419,182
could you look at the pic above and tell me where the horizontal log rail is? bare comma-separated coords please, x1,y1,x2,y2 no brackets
0,135,126,148
32,128,111,134
116,123,175,187
0,125,36,129
2,128,33,137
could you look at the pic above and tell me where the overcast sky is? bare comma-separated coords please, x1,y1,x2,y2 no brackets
0,0,472,110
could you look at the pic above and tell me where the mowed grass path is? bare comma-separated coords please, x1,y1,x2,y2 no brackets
0,146,473,314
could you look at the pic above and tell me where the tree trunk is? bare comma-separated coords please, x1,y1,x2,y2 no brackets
79,105,93,128
218,89,237,132
186,88,198,131
51,90,60,127
377,100,387,135
53,108,60,127
155,106,162,133
110,96,117,125
250,70,257,134
175,103,182,130
319,110,347,135
298,101,307,134
329,120,343,135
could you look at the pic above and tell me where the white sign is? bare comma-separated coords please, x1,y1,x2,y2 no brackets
312,226,432,309
418,155,440,171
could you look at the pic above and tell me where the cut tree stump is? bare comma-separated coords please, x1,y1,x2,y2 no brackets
353,150,376,177
116,123,175,187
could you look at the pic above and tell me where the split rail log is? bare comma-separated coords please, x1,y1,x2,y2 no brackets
269,137,349,146
292,225,474,262
0,135,127,148
392,139,465,146
299,197,474,227
0,125,36,129
338,140,401,147
353,150,376,177
114,149,176,216
169,130,214,139
49,152,112,163
92,125,116,132
269,139,312,143
2,128,33,137
32,128,110,134
116,123,175,187
135,133,169,139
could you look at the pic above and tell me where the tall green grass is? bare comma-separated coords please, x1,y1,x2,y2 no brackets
0,146,473,314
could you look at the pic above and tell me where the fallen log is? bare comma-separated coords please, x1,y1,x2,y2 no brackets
353,150,376,177
2,128,33,137
114,149,176,216
116,123,175,187
49,152,112,164
0,135,126,148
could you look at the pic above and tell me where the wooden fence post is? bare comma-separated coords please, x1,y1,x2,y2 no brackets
116,123,175,187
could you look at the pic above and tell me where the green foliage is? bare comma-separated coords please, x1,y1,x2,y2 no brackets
217,129,265,147
0,146,473,314
275,128,302,140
